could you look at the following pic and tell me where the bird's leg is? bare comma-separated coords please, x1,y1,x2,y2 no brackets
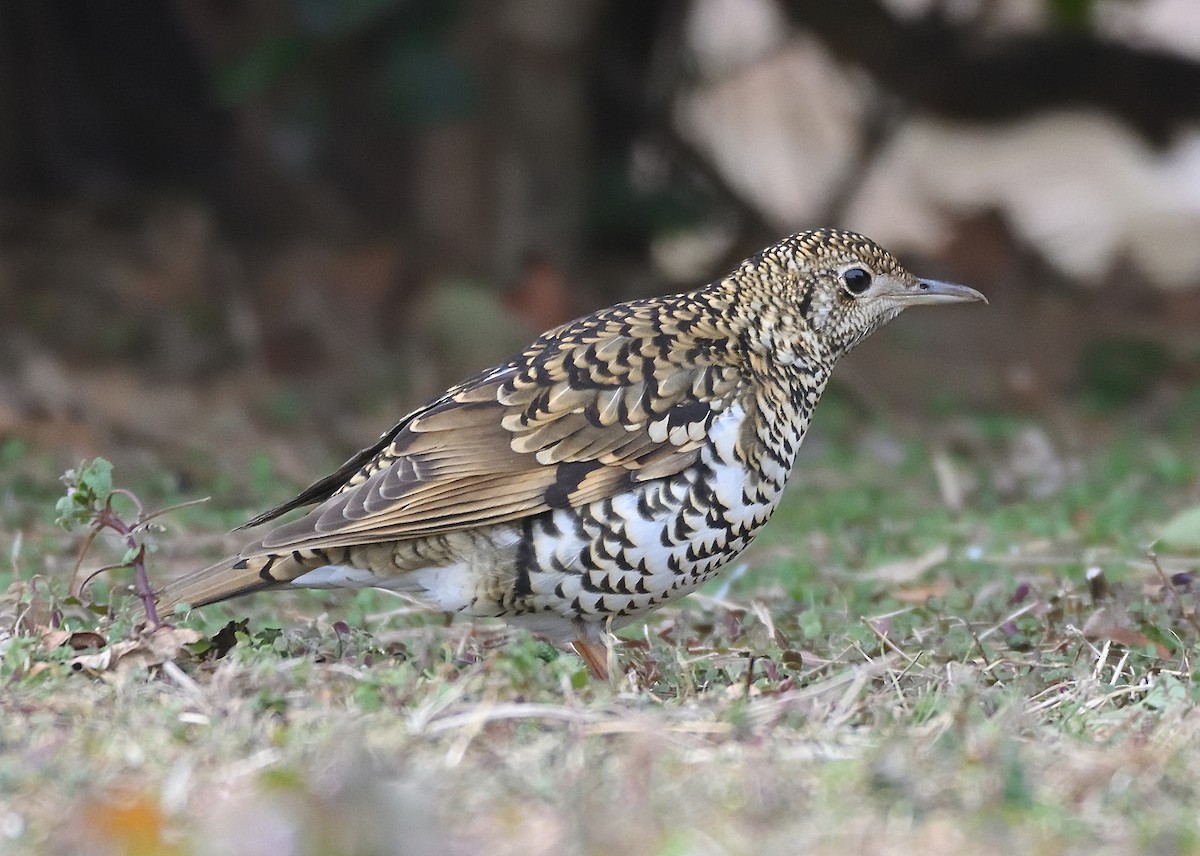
572,637,610,681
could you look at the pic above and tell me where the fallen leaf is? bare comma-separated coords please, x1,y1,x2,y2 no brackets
17,594,54,634
202,619,248,660
71,626,202,674
1081,607,1170,658
41,628,106,651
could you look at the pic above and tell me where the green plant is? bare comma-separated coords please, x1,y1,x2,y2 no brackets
55,458,203,628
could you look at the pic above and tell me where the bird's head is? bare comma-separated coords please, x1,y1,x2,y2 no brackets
735,229,986,365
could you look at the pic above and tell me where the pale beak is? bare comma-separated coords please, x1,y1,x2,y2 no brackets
900,279,988,305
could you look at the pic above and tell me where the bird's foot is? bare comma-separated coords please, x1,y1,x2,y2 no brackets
571,636,612,682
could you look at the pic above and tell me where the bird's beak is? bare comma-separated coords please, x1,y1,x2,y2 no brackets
899,279,988,306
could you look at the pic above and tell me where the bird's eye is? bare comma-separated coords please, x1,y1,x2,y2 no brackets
843,268,872,295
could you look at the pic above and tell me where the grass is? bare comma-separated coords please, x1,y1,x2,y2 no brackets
2,397,1200,856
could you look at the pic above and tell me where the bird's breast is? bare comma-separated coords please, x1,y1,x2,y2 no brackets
501,403,796,622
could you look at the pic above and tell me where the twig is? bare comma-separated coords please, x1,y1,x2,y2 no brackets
93,500,162,629
131,496,211,531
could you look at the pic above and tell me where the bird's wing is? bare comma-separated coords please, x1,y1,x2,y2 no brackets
242,317,745,555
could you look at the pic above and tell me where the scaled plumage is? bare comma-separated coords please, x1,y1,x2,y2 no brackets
157,229,985,676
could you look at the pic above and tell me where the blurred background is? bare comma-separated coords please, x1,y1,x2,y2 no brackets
1,0,1199,500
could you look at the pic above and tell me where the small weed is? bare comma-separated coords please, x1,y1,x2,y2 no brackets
55,457,204,628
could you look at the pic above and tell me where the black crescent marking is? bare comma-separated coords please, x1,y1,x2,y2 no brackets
257,555,279,583
513,518,535,598
544,459,605,510
665,399,712,431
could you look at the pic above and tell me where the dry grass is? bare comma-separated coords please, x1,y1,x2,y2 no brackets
3,403,1200,856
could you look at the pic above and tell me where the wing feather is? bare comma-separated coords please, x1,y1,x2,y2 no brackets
242,309,745,555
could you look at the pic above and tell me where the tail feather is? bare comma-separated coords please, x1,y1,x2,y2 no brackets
156,552,319,613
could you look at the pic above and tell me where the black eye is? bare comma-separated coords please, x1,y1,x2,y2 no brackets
843,268,872,295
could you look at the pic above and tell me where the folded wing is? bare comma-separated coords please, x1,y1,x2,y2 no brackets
240,315,745,556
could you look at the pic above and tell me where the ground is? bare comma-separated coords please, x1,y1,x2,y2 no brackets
2,326,1200,855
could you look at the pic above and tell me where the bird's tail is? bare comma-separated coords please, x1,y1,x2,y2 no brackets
156,552,319,614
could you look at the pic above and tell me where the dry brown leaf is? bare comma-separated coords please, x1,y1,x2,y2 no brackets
17,594,54,634
26,661,57,679
70,626,202,674
1081,606,1170,658
41,628,106,652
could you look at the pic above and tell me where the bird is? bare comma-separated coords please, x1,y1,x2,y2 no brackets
156,229,985,678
